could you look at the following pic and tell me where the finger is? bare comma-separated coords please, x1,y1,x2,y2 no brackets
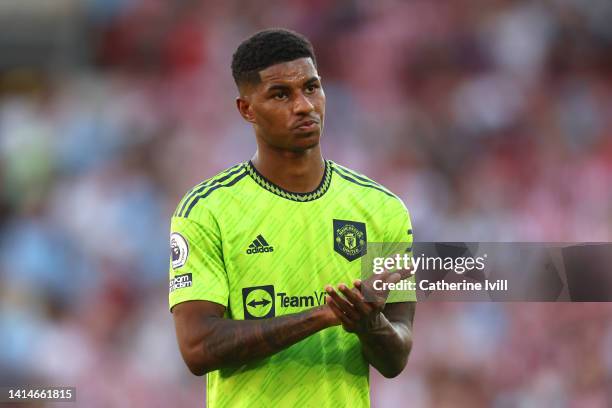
326,296,356,329
326,285,360,320
387,272,402,284
383,267,413,282
372,271,404,295
326,296,348,321
395,267,413,281
338,284,372,316
326,285,353,311
361,273,398,306
354,280,362,290
331,285,362,321
358,277,385,302
338,283,364,302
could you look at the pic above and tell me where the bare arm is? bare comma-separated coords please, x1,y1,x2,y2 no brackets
172,300,339,375
356,301,415,378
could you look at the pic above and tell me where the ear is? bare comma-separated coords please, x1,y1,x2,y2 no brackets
236,96,256,124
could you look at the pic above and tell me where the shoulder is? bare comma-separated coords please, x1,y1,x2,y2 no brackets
173,162,249,219
329,160,403,204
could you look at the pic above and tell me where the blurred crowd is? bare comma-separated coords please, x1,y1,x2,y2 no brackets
0,0,611,406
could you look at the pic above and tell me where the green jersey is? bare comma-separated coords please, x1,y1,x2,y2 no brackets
168,160,414,408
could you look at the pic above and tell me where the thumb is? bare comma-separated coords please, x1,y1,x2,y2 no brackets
387,272,402,285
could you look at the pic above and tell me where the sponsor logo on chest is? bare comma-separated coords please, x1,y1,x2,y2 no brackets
241,285,327,320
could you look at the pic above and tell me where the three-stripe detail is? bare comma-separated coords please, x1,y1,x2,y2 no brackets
330,163,397,198
175,160,398,218
176,163,248,218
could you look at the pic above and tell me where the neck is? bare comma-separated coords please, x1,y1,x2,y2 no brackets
251,145,325,193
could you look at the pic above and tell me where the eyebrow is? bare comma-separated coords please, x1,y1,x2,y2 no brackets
265,76,320,92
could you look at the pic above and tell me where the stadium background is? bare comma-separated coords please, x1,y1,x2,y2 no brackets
1,0,611,406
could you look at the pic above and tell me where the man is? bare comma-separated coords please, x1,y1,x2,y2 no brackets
169,28,416,408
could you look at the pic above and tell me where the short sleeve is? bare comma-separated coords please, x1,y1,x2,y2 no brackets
384,198,417,303
168,213,229,311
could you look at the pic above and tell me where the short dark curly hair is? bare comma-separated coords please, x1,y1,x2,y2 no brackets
231,28,317,89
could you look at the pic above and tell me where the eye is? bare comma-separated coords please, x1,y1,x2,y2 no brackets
273,92,288,101
305,84,320,94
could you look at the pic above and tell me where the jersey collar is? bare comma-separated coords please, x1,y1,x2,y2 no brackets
246,160,332,202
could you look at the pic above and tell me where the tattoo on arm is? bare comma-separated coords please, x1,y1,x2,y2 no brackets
175,303,335,375
205,308,325,364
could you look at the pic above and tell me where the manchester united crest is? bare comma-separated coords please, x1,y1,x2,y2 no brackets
333,219,367,261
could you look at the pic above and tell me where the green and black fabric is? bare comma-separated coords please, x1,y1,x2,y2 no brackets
169,160,415,408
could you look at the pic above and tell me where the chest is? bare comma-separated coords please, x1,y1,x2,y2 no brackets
217,199,387,319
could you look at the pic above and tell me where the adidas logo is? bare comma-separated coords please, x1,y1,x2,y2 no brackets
246,234,274,255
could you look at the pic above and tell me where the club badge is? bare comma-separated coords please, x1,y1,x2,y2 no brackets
333,219,367,261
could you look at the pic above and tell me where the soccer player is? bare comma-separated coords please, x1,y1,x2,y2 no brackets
169,28,416,407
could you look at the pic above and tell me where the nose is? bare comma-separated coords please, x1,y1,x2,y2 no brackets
293,92,314,114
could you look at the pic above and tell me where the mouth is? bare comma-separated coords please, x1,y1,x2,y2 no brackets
293,119,320,132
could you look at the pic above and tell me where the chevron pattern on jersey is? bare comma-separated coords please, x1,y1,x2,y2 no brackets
246,160,332,202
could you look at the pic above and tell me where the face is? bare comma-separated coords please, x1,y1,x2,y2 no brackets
237,57,325,152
